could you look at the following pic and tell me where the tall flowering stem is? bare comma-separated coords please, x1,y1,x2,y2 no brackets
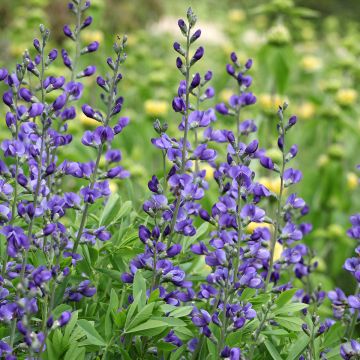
168,8,199,245
264,104,287,292
72,36,127,254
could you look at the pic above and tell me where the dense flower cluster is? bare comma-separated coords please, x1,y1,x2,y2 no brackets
0,0,129,357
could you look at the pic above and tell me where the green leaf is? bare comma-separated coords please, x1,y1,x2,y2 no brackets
174,326,194,341
63,311,78,344
77,319,106,347
99,193,121,226
96,267,122,282
169,306,193,318
276,316,304,332
148,288,160,303
156,341,177,352
263,329,289,337
64,343,85,360
286,334,310,360
323,322,344,348
275,289,298,307
274,303,308,315
52,329,63,355
240,288,257,301
125,319,168,334
45,339,58,360
125,292,142,329
151,316,187,327
119,348,132,360
126,302,155,330
133,271,147,308
160,304,178,313
51,304,72,319
264,340,283,360
170,345,186,360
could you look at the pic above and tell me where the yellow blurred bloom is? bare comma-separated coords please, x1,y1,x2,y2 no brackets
79,112,98,127
202,164,215,181
246,222,273,234
81,30,104,44
192,163,214,181
273,241,283,262
335,88,357,106
228,9,246,23
219,89,233,103
300,55,322,72
258,177,282,196
109,181,118,193
296,102,315,120
267,24,291,46
347,172,358,190
10,44,27,57
144,100,169,117
258,94,286,114
126,34,138,46
317,154,329,168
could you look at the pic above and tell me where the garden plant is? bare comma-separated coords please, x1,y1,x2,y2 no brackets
0,0,359,359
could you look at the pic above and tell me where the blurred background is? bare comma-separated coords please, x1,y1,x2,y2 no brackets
1,0,360,296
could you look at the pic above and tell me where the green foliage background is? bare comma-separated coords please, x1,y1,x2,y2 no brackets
1,0,360,294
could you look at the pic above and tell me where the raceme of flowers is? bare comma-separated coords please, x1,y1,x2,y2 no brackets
0,2,358,360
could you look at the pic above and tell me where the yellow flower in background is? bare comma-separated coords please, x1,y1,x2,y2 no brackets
335,88,357,106
81,30,104,44
144,100,169,117
228,9,246,23
246,222,273,234
10,44,27,57
258,177,282,196
296,102,315,120
267,23,291,46
202,164,215,181
126,34,138,46
317,154,329,168
300,55,322,72
191,163,214,181
347,172,358,190
219,89,233,103
273,241,284,262
79,112,98,127
258,94,286,114
109,181,119,193
301,26,316,41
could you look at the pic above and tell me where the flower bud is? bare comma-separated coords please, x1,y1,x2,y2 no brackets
190,46,204,65
178,19,187,35
190,29,201,43
0,68,8,81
